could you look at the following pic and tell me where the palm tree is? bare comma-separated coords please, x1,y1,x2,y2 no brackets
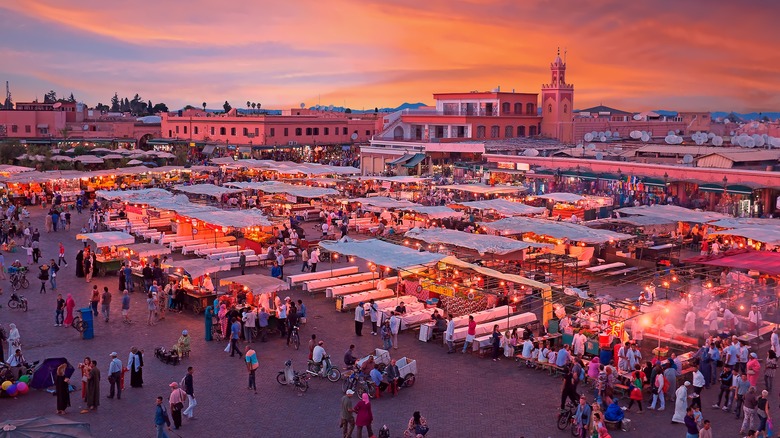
256,103,261,109
246,101,251,109
202,102,206,111
251,103,256,109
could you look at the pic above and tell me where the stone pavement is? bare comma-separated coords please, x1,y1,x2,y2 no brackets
0,206,773,437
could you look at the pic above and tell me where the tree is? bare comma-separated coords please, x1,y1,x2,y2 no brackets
152,103,169,113
3,91,12,110
251,103,256,109
121,97,130,112
344,108,352,114
147,100,153,114
44,90,57,103
223,101,232,113
59,126,72,141
67,93,76,103
374,107,378,113
0,140,25,164
257,102,261,109
246,101,251,109
95,103,109,112
202,102,207,111
110,93,120,112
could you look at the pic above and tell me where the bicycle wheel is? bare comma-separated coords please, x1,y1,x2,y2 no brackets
276,372,287,385
293,333,300,350
557,412,571,431
7,299,18,309
327,367,341,382
21,278,29,289
74,320,87,333
297,379,309,393
571,421,580,437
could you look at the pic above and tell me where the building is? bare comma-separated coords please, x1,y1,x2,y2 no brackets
158,108,381,154
695,150,780,170
572,105,713,142
540,52,574,143
0,101,160,149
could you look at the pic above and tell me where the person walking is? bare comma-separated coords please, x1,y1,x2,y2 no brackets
55,363,71,415
121,290,131,324
83,359,100,413
354,302,365,336
229,317,242,357
245,346,258,394
574,396,592,438
154,396,172,438
756,389,771,438
340,389,355,438
55,293,65,327
368,299,379,335
107,352,122,400
147,292,157,326
445,313,456,353
242,308,256,343
309,248,319,273
691,365,705,409
239,253,246,275
182,366,196,420
461,315,476,354
101,287,112,323
353,393,374,438
672,381,690,423
491,324,502,362
765,350,778,391
168,382,186,430
683,407,699,438
741,386,759,435
389,311,401,350
90,286,99,317
649,366,666,411
38,263,49,294
128,347,144,388
58,242,67,266
49,259,58,291
83,253,92,283
380,321,392,350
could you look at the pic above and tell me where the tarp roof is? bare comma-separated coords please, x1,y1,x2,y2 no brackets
683,250,780,275
76,231,135,247
185,208,273,229
440,256,551,291
347,197,421,209
588,216,677,227
169,258,232,279
319,237,445,269
536,192,586,203
617,204,730,224
479,217,633,244
450,199,546,216
399,206,461,219
118,242,172,257
708,227,780,245
211,159,359,175
224,181,338,198
708,218,780,228
0,164,34,174
403,153,426,168
173,183,245,197
350,175,430,184
219,274,288,295
95,188,172,202
438,184,525,195
405,227,551,256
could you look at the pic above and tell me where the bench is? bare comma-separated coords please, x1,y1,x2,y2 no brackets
287,266,360,287
604,267,639,277
613,383,629,397
585,262,625,273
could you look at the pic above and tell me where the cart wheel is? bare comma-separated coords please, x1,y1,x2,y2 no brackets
192,302,203,314
403,373,415,387
21,278,30,289
74,320,87,333
276,372,287,385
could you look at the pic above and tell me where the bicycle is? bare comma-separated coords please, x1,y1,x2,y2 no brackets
557,400,578,433
289,325,300,350
9,269,30,291
71,316,88,333
7,293,28,312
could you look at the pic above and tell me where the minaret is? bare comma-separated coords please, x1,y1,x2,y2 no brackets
540,48,574,143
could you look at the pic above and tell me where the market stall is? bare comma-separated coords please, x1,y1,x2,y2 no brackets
76,231,136,276
168,258,232,313
403,227,551,261
448,198,546,218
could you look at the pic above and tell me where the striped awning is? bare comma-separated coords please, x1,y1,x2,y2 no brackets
388,154,414,166
403,153,427,168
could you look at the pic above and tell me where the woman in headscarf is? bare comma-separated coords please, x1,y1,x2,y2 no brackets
218,304,228,338
205,306,214,341
6,323,20,361
353,393,374,438
55,363,71,415
63,294,76,327
75,250,84,278
403,411,429,438
128,347,144,388
174,330,190,357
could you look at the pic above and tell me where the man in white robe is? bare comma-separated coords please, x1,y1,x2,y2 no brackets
671,381,690,423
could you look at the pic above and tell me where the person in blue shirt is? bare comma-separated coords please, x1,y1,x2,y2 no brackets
154,396,171,438
604,399,625,428
556,345,571,368
229,317,242,357
271,262,282,279
574,396,592,438
369,364,388,393
297,299,307,322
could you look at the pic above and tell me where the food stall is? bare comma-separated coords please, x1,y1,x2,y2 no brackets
219,273,289,331
116,242,172,286
76,231,136,276
168,258,232,313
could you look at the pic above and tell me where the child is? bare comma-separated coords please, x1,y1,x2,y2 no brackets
692,405,703,429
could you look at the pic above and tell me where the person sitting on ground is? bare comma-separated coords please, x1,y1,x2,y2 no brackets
403,411,429,438
603,399,624,429
173,330,190,357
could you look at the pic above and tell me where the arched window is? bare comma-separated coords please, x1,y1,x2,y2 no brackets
529,126,537,136
490,126,500,138
295,128,302,136
194,127,199,135
476,126,486,139
517,126,526,137
501,102,510,114
563,104,568,114
393,126,404,140
548,104,552,113
526,103,535,114
514,103,522,114
219,127,226,135
504,126,514,138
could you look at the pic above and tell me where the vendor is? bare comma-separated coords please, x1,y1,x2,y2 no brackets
173,330,191,357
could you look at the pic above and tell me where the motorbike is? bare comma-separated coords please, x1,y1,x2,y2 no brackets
7,293,28,312
0,360,39,381
276,360,311,393
307,355,341,382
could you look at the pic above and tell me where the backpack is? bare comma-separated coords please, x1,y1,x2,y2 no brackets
378,425,390,438
180,374,187,388
662,375,670,393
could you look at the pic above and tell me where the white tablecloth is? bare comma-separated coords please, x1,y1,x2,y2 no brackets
419,305,511,342
304,272,377,292
451,312,537,343
287,266,359,287
338,289,394,309
327,277,398,298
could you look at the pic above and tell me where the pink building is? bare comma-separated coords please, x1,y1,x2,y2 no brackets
572,106,713,142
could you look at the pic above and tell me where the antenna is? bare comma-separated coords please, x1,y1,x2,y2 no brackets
564,47,567,63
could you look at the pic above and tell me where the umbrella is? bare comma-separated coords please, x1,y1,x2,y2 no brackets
90,148,113,153
31,357,75,389
142,162,159,167
101,154,123,160
126,159,143,165
0,416,91,437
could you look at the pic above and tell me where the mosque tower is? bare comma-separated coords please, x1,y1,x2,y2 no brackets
540,48,574,143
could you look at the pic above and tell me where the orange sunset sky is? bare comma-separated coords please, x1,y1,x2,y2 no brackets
1,0,779,112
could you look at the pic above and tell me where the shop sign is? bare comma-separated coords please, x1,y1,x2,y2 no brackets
497,162,515,170
420,278,454,296
147,210,161,218
285,194,297,203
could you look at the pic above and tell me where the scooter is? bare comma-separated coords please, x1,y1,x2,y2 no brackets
307,355,341,382
276,360,310,393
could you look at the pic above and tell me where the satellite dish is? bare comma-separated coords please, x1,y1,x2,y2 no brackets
633,114,642,121
524,148,540,157
629,130,642,139
770,137,780,148
597,132,605,137
683,154,694,164
575,144,584,150
300,102,306,109
730,131,736,136
591,131,598,137
328,105,334,111
82,124,89,131
605,131,612,137
600,136,607,142
745,138,756,148
583,133,594,142
708,132,715,139
350,133,358,140
668,130,676,136
756,136,766,147
712,136,723,146
641,133,650,142
586,143,596,150
595,152,604,160
664,135,675,144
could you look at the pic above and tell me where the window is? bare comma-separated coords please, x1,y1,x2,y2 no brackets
230,127,236,136
25,125,31,133
295,128,302,136
504,126,514,138
313,128,319,135
365,130,370,136
194,127,199,135
502,102,510,114
255,128,259,136
183,126,187,134
476,125,486,138
529,126,537,136
324,127,329,135
269,128,275,137
563,104,568,114
210,127,215,135
548,104,552,113
517,126,526,137
306,127,312,135
514,103,522,114
168,130,172,137
175,126,180,133
343,127,348,135
284,128,289,136
242,127,248,136
526,103,535,114
220,127,226,135
490,125,499,138
11,125,17,133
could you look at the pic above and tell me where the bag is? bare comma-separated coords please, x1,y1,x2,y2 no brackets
180,375,187,388
414,425,429,436
662,377,669,394
224,342,231,353
378,425,390,438
173,402,184,411
51,271,56,278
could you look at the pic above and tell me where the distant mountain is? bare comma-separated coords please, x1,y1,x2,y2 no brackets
711,111,780,121
308,102,428,113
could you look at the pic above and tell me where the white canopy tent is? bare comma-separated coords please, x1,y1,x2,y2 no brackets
0,164,34,174
350,175,430,184
405,227,551,256
118,242,172,258
536,192,586,203
169,258,232,279
224,181,339,198
438,184,525,195
219,274,288,295
707,228,780,245
439,256,551,291
399,206,461,219
617,204,730,224
319,237,445,269
173,184,245,197
185,208,273,229
479,217,633,244
450,199,546,216
95,188,173,202
76,231,135,247
348,197,421,209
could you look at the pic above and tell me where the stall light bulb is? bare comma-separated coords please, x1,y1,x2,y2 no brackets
740,305,745,310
